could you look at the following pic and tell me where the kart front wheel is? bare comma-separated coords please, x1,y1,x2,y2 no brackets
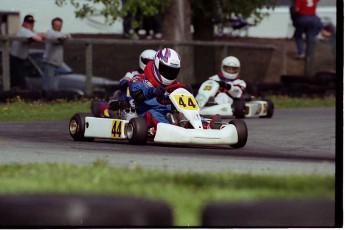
233,98,246,119
127,117,148,145
69,113,95,142
229,119,248,148
260,99,274,118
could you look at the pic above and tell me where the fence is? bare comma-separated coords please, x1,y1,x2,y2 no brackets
0,36,276,95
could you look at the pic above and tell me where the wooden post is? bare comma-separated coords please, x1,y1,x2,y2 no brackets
2,39,10,91
85,43,93,96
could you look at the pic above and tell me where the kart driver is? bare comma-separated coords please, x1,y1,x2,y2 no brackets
208,56,246,105
129,47,221,133
129,48,181,130
109,49,156,110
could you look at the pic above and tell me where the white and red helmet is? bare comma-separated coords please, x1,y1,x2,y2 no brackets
139,49,156,71
221,56,240,80
153,48,181,85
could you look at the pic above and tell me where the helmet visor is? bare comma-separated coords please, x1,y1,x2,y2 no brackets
223,65,239,74
141,57,152,65
159,62,180,80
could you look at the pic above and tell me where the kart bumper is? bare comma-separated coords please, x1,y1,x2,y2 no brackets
154,123,238,145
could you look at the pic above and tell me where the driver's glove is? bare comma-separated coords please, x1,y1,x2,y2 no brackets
218,81,232,90
119,80,129,91
153,86,166,97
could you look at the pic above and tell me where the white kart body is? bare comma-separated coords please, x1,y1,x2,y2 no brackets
78,87,245,146
196,79,271,118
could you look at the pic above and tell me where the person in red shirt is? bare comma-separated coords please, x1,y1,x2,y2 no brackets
293,0,323,59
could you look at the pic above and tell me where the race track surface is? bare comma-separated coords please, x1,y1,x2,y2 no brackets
0,107,336,175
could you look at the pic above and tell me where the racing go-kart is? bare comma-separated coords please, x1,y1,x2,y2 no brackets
69,83,248,148
195,79,274,119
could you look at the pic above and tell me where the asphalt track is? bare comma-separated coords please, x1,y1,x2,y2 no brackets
0,107,336,175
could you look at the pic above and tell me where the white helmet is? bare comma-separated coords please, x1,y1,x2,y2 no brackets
153,48,181,85
139,49,156,71
221,56,240,80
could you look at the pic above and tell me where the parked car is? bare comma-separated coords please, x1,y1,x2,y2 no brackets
0,49,119,97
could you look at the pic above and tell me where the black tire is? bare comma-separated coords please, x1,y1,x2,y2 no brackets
0,194,173,226
232,98,246,119
229,119,248,148
202,199,335,227
260,98,274,118
127,117,148,145
90,100,102,117
69,113,95,142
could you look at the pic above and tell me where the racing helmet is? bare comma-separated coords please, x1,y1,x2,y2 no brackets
139,49,156,71
153,48,181,85
221,56,240,80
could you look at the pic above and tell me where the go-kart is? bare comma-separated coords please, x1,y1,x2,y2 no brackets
195,79,274,119
69,83,248,148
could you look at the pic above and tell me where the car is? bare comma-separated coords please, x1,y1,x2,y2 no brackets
69,83,248,149
195,79,274,119
0,49,119,97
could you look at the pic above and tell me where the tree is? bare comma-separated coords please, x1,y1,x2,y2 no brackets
55,0,276,41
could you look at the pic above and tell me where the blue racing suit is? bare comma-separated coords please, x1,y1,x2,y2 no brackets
129,61,177,128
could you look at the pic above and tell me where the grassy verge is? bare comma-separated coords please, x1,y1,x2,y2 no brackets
0,161,335,226
0,95,336,122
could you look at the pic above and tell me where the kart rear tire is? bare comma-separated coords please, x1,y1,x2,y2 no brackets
229,119,247,148
260,98,274,118
127,117,148,145
69,113,95,142
232,98,246,119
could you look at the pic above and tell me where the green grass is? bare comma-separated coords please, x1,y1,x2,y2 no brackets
0,161,335,226
0,95,336,122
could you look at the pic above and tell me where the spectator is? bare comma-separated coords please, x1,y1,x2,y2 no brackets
292,0,323,59
122,0,141,39
143,14,162,39
42,17,71,94
9,14,46,89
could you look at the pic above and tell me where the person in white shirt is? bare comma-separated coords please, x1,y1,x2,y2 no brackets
10,14,46,89
42,17,71,93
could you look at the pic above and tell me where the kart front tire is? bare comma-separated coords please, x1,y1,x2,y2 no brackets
69,113,94,142
127,117,148,145
229,119,248,148
233,98,246,119
260,99,274,118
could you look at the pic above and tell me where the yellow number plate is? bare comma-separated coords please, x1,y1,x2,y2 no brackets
173,95,199,110
111,120,123,138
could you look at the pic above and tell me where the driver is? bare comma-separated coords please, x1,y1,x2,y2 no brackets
109,49,156,110
129,48,181,131
208,56,246,105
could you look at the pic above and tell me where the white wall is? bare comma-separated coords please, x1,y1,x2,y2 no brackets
0,0,337,38
247,6,337,38
0,0,123,34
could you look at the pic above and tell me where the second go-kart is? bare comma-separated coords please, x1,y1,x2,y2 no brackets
195,79,274,119
69,83,248,148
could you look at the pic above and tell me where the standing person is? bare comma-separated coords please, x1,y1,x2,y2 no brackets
9,15,46,89
42,17,71,94
293,0,323,59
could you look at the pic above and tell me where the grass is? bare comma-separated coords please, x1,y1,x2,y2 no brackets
0,95,336,122
0,161,335,226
